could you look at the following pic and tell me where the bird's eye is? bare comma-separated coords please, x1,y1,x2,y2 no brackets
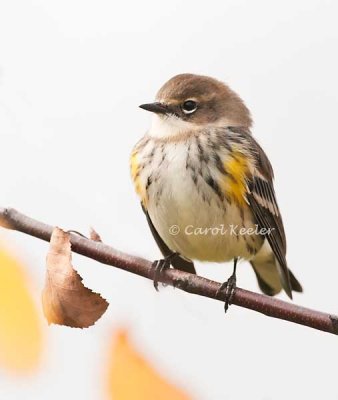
182,100,198,114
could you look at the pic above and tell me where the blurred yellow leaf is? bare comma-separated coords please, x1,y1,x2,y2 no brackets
0,244,43,373
107,330,191,400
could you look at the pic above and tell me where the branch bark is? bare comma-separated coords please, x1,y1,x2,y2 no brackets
0,207,337,335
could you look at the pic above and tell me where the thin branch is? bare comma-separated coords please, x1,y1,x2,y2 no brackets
0,207,337,335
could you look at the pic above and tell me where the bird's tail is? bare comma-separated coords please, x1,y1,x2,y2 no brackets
250,243,302,296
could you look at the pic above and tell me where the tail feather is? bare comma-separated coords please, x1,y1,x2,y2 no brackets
250,243,303,297
252,266,280,296
289,269,303,293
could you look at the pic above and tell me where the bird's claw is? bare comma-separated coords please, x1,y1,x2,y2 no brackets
151,253,177,291
217,274,237,313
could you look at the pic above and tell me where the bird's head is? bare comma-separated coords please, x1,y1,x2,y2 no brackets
140,73,252,139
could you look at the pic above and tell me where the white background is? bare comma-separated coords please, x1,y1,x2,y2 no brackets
0,0,338,399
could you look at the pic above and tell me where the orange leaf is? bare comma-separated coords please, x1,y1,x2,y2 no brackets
107,330,191,400
42,227,109,328
0,243,43,373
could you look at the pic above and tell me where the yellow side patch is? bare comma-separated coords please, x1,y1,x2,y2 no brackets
130,151,147,207
222,151,249,204
130,151,139,181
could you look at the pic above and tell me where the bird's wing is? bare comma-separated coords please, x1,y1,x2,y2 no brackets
227,127,292,297
141,204,196,274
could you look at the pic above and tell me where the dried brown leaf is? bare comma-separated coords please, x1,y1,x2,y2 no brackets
42,227,108,328
89,227,102,242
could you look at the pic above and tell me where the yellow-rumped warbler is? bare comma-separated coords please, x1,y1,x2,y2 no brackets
131,73,302,308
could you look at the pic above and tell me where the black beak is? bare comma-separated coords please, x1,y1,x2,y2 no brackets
139,102,168,115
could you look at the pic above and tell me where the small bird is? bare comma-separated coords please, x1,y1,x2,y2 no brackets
131,73,302,309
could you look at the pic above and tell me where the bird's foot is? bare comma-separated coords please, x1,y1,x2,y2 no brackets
217,273,237,313
151,253,177,291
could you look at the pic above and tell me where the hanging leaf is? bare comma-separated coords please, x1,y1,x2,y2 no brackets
42,227,108,328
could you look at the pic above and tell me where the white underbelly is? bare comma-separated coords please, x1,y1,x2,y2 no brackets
145,143,261,262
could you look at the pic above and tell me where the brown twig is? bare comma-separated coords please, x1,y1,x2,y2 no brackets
0,207,337,335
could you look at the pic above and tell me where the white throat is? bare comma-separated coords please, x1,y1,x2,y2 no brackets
147,114,237,139
148,114,197,139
